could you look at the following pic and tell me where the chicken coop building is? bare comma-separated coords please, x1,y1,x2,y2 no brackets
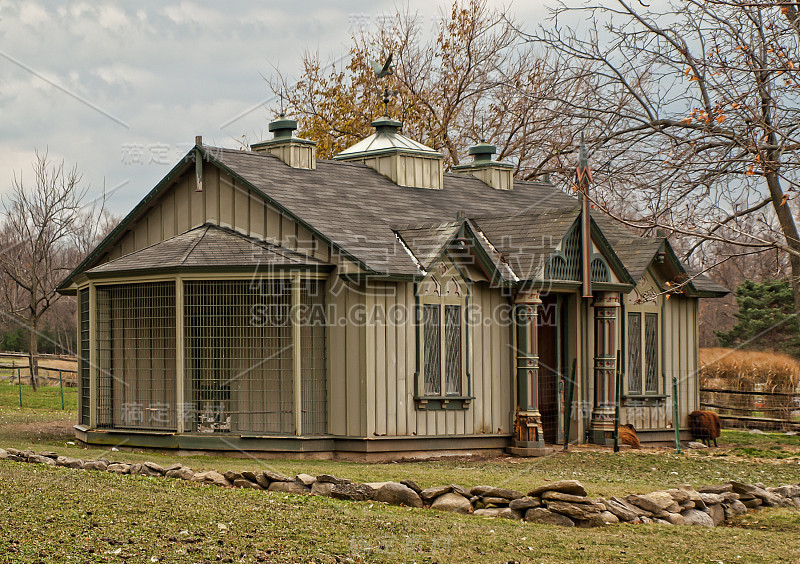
58,115,727,458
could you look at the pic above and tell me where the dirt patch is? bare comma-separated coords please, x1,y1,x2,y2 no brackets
0,419,74,442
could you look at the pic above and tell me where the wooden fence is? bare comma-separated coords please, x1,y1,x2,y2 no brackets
700,387,800,431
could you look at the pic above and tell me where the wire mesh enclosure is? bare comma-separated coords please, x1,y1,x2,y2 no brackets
300,279,327,435
96,282,177,431
78,289,90,426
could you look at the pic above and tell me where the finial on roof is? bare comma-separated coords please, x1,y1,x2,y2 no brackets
579,131,588,169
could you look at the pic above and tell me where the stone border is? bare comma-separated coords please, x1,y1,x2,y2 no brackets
2,447,799,528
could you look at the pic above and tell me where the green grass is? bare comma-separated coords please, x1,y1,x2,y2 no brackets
1,393,800,562
0,381,78,412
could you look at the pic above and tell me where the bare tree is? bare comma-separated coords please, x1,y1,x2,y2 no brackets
0,150,101,390
520,1,800,323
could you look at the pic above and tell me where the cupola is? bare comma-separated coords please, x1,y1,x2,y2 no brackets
452,141,514,190
251,114,316,170
333,117,444,189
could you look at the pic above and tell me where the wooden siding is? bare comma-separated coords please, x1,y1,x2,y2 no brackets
98,164,332,266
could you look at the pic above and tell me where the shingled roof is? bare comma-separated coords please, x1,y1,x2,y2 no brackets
86,224,330,276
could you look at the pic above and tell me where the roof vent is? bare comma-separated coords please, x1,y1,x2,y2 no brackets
251,114,316,170
452,141,513,190
333,118,444,189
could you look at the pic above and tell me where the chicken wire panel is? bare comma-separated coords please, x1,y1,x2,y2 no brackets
184,279,294,435
97,282,177,431
78,289,90,426
300,279,327,435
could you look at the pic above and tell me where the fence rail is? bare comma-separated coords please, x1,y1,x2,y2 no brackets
700,387,800,431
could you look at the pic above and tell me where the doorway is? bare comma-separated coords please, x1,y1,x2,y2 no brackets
538,294,567,444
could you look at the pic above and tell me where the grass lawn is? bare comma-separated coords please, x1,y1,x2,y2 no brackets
1,387,800,562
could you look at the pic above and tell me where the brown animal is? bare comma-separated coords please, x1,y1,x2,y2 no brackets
619,423,641,449
689,410,721,447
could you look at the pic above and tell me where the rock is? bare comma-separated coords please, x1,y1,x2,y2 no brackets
473,508,500,517
137,464,163,477
541,491,590,503
29,455,56,466
82,460,108,471
5,448,20,456
143,462,165,475
652,518,672,525
699,493,725,505
509,497,542,511
107,463,130,474
681,508,714,526
269,481,311,495
627,492,680,514
528,480,587,498
241,471,259,482
639,516,652,524
698,484,732,494
450,484,471,498
599,510,619,524
742,498,762,508
731,482,782,507
769,485,800,499
37,451,59,459
430,492,473,514
525,507,575,527
482,497,510,506
605,498,641,521
190,470,230,487
469,485,493,496
665,489,691,504
677,485,707,510
687,441,708,449
663,512,685,525
164,463,183,473
707,503,725,526
485,487,525,500
721,492,740,502
311,481,334,497
295,473,316,487
400,479,422,494
498,508,524,520
254,473,271,489
56,456,83,469
329,483,374,501
233,478,263,490
223,471,243,482
316,474,351,485
724,499,747,519
421,485,452,501
375,482,423,508
166,467,195,480
129,463,142,475
263,470,293,482
363,482,390,490
749,428,766,434
545,501,603,521
0,448,8,460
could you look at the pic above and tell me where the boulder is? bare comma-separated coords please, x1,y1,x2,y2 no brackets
164,463,183,473
241,471,259,482
329,483,374,501
233,478,263,490
509,497,542,511
137,464,162,477
528,480,587,498
676,485,706,510
498,508,524,520
545,501,603,521
742,498,762,508
0,448,8,460
295,473,316,487
681,508,714,527
482,487,524,500
56,456,83,469
665,489,691,504
82,460,108,471
400,479,422,494
769,485,800,499
107,463,130,474
707,503,725,526
430,492,472,514
541,491,590,503
605,498,641,522
37,451,59,459
223,471,243,482
263,470,293,482
699,483,733,494
730,482,783,507
469,485,494,496
525,507,575,527
129,463,142,475
375,482,423,508
190,470,230,487
311,481,334,497
254,473,272,489
268,481,311,495
143,462,165,475
450,484,471,498
473,508,500,517
599,511,619,524
316,474,352,485
482,497,510,507
699,493,725,505
363,482,390,490
627,492,680,514
723,500,748,520
29,455,56,466
166,467,195,480
663,512,685,526
421,485,452,501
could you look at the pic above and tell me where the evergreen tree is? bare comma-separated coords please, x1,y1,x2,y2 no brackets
716,279,800,357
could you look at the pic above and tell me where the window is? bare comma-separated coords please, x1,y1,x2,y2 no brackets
422,303,463,397
627,311,659,394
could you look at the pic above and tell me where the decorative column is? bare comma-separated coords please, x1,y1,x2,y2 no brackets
590,292,620,444
512,290,546,451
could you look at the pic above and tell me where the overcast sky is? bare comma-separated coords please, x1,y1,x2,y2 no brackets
0,1,551,216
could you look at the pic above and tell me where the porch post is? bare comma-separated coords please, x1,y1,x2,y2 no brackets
590,292,620,444
511,290,546,451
